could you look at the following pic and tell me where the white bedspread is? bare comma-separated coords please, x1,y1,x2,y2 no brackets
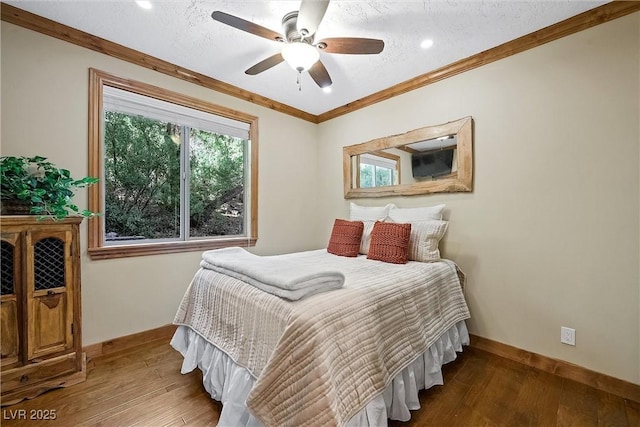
201,247,344,300
174,249,470,427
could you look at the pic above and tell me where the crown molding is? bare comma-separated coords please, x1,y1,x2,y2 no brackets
316,1,640,122
2,2,639,124
0,2,318,123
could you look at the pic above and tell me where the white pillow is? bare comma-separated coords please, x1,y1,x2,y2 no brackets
388,204,445,222
359,221,376,255
406,220,448,262
349,203,395,221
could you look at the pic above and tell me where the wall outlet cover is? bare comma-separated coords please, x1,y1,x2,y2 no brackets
561,326,576,346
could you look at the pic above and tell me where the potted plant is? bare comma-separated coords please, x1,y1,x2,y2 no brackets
0,155,99,220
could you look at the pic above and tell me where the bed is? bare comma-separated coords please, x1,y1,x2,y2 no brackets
171,246,470,427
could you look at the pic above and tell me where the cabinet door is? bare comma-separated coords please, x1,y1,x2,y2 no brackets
25,229,75,360
1,232,21,367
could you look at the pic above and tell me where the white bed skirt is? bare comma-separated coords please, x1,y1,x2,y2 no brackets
171,320,469,427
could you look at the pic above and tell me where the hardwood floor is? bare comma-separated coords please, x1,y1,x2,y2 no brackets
2,339,638,427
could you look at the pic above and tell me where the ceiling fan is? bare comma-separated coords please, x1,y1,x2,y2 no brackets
211,0,384,89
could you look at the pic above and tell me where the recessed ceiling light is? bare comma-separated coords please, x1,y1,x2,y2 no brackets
136,1,152,10
323,86,332,94
421,39,434,49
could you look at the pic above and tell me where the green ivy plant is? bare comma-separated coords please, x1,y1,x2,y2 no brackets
0,155,99,220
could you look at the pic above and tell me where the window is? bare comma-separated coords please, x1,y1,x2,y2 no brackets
358,153,399,188
88,69,258,259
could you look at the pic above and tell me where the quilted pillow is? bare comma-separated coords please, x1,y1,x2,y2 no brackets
406,220,449,262
327,219,364,257
367,222,412,264
388,204,445,222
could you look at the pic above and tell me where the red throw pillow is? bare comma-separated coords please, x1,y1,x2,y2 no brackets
367,222,412,264
327,219,364,257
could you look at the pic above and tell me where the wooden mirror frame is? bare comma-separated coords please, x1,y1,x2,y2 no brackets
343,116,473,198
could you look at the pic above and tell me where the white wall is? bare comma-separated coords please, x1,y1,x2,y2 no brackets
1,23,322,345
317,13,640,384
2,12,639,385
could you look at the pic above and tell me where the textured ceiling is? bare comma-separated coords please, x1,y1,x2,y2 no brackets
6,0,609,115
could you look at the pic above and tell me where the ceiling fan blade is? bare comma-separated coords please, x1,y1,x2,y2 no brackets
297,0,330,37
212,11,283,42
308,60,332,88
245,53,285,75
318,37,384,54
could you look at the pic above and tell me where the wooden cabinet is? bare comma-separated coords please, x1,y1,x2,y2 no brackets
0,216,85,405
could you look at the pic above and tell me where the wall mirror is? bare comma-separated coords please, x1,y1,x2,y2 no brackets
343,116,473,198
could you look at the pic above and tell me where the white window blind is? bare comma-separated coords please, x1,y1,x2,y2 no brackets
103,86,250,140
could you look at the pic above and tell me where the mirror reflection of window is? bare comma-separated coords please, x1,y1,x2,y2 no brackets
358,153,399,188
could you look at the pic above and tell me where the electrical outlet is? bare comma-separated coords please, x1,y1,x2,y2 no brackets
561,326,576,346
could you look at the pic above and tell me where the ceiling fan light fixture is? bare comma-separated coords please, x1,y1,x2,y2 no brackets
281,42,320,72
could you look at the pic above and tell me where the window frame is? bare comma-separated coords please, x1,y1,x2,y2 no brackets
356,152,400,188
88,68,258,260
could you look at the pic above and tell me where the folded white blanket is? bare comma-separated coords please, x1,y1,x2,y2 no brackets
200,247,345,300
